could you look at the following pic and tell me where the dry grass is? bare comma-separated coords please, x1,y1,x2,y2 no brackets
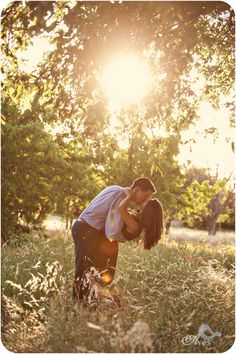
1,229,235,353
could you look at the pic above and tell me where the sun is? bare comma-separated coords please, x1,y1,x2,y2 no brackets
101,54,151,111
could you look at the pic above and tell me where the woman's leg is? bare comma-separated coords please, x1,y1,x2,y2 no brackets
96,240,121,306
98,240,119,286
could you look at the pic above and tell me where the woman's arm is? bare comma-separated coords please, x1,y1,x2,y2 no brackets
118,195,139,233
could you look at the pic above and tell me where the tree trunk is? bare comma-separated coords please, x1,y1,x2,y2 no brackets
208,217,217,235
65,198,71,229
165,219,172,234
70,218,73,229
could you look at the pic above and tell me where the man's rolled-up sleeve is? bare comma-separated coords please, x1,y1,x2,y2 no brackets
105,194,126,242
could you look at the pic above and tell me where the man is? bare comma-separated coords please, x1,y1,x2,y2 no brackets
71,177,156,301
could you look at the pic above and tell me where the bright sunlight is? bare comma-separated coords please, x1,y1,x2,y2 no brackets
101,54,151,111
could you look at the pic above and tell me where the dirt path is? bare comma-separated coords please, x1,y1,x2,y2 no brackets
168,227,235,246
43,215,235,245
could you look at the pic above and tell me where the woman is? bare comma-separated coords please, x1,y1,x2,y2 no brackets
119,189,164,250
71,191,164,304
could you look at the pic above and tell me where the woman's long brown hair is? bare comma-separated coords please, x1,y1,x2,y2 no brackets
139,199,164,250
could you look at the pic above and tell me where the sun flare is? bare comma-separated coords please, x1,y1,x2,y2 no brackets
101,54,151,111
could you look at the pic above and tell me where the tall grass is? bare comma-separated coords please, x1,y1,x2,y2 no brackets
1,231,235,353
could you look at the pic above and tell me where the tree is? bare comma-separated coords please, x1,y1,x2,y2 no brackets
180,173,234,235
1,99,64,240
2,1,234,132
1,1,234,240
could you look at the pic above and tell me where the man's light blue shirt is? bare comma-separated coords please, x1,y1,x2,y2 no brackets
79,185,127,242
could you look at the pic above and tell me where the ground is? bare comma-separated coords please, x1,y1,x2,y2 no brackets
1,224,235,353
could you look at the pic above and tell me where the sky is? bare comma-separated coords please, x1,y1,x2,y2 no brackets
178,101,234,179
16,36,235,180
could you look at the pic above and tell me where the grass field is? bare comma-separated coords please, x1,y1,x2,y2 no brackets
1,229,235,353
